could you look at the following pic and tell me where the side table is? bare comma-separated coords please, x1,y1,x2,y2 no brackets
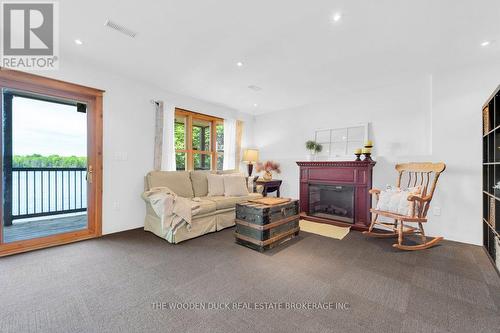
256,179,282,197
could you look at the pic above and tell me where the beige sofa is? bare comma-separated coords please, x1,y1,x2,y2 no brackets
143,170,262,243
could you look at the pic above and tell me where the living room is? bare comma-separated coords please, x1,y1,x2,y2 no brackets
0,1,499,332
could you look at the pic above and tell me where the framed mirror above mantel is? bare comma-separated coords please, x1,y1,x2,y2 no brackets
313,123,369,161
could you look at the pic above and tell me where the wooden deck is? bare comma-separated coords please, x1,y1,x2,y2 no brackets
3,213,87,243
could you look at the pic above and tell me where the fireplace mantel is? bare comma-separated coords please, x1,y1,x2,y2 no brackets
296,160,376,231
296,161,376,167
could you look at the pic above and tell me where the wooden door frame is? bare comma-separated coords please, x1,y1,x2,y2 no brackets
0,68,104,256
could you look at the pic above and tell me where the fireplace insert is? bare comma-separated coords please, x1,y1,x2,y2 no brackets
308,184,354,223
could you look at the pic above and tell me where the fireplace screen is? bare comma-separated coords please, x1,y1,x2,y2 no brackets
309,184,354,223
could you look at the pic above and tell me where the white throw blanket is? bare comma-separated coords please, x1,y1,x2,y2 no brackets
142,187,201,234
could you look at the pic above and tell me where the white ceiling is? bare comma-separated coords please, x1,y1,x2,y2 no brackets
60,0,500,114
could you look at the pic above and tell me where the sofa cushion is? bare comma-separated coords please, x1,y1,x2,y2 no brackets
190,171,213,197
147,171,194,198
193,198,217,216
204,193,262,210
217,169,242,175
223,175,249,197
217,171,254,192
207,174,225,196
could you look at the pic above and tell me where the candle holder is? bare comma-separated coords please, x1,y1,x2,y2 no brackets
354,153,362,161
363,152,373,162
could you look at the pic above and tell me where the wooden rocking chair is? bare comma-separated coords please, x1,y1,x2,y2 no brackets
362,162,446,250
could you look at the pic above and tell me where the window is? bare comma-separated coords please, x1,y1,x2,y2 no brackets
314,123,368,159
174,108,224,171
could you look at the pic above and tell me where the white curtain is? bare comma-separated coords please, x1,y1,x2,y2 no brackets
161,103,176,171
223,118,236,170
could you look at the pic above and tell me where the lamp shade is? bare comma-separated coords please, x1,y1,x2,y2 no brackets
242,149,259,163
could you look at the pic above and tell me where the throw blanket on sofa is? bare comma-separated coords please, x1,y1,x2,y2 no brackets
142,187,201,234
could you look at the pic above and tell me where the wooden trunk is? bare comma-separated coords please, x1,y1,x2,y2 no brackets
235,200,300,252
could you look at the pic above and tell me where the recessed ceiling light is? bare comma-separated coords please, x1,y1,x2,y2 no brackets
332,12,342,22
236,61,243,67
253,103,258,107
481,40,494,47
74,39,83,45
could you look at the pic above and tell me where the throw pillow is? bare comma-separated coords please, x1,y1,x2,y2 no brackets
217,170,243,175
376,186,422,216
223,175,249,197
221,172,252,192
207,174,225,196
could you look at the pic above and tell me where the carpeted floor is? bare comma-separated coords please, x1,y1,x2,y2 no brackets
0,227,499,333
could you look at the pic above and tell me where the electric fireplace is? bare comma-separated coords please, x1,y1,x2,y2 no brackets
309,184,354,223
296,161,376,230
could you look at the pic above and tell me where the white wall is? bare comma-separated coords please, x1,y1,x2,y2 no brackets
39,59,253,234
254,62,500,245
429,62,500,245
253,75,433,210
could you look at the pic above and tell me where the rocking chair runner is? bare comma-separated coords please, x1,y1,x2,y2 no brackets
363,162,446,250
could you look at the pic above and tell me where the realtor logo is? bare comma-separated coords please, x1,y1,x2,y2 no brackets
1,1,59,70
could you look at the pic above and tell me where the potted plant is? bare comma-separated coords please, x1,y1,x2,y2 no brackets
256,161,281,181
305,140,323,161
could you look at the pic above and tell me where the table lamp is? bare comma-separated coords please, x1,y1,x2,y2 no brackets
242,149,259,176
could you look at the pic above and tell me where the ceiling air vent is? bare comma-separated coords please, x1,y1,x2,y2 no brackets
104,19,137,38
248,85,263,92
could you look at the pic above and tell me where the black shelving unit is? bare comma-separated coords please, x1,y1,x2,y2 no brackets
482,85,500,274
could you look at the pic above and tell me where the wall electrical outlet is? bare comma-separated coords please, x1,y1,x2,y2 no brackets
112,201,120,211
433,207,441,216
113,152,128,161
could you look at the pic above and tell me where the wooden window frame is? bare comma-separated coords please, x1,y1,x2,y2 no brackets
0,68,103,257
175,108,223,171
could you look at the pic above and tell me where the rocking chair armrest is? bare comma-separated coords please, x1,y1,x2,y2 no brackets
407,194,431,203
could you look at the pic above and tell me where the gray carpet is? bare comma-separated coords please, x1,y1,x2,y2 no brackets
0,227,499,333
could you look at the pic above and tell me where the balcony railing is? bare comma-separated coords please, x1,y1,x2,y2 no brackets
4,167,87,226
